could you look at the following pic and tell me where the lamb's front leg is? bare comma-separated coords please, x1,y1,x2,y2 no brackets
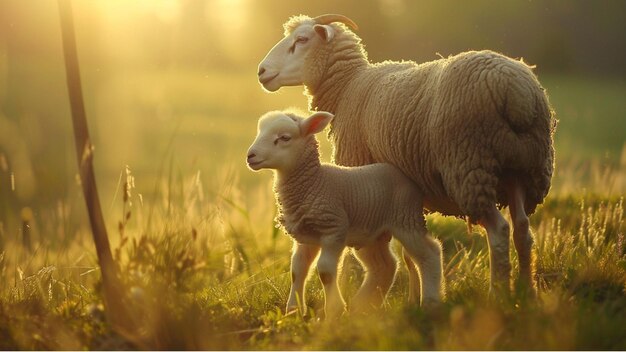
286,242,320,313
317,235,347,319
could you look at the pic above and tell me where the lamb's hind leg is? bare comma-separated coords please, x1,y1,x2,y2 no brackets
403,247,421,304
317,237,347,318
479,205,512,293
394,229,444,305
507,181,535,292
351,233,397,312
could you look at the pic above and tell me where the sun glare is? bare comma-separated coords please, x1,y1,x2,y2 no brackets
208,0,249,37
96,0,179,23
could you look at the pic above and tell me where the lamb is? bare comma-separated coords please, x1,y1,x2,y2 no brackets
257,14,557,294
246,110,444,316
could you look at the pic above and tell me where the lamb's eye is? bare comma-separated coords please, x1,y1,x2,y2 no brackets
274,135,291,145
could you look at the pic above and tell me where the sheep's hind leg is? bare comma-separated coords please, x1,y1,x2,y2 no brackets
394,229,444,305
286,242,320,314
351,234,397,312
479,205,512,294
507,181,535,294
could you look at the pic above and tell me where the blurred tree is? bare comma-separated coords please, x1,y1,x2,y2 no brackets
248,0,626,76
0,0,624,227
174,0,211,68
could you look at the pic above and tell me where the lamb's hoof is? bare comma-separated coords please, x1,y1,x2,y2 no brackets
322,306,347,321
349,297,382,315
285,304,303,316
348,304,376,317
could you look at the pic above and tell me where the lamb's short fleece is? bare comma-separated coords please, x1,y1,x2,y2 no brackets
247,110,444,316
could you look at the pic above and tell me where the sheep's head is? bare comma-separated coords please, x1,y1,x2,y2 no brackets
247,111,333,172
257,14,359,92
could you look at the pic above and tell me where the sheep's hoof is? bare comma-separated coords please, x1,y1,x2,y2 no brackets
513,279,537,301
421,299,446,318
488,282,513,303
421,297,442,310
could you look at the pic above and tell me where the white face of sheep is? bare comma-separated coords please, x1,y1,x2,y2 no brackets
257,23,335,92
246,111,334,172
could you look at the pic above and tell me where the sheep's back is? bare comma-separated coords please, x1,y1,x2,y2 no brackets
330,50,554,218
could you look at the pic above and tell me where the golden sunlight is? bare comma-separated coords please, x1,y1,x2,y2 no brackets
209,0,249,33
0,1,624,349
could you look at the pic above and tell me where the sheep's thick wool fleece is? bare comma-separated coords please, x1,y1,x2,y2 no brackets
293,17,556,219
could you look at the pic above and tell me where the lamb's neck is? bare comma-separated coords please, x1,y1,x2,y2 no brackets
274,140,323,212
306,57,367,114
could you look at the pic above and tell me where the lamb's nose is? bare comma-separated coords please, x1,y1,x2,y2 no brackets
247,152,256,160
257,67,266,77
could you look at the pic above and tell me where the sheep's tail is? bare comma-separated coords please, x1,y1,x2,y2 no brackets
492,63,557,213
495,63,557,170
500,61,552,132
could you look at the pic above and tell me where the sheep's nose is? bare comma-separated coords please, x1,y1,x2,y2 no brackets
257,66,266,77
247,152,256,160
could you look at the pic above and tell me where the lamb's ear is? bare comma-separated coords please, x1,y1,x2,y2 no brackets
301,111,334,136
313,24,335,42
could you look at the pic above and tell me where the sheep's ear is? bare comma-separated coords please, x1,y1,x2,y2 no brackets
301,111,334,136
313,24,335,42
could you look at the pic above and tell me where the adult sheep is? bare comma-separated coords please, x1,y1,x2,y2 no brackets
257,14,556,296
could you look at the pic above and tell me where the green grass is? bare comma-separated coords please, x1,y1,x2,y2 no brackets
0,172,624,349
0,72,625,349
542,74,626,162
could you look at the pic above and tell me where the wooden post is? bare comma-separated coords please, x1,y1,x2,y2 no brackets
58,0,131,331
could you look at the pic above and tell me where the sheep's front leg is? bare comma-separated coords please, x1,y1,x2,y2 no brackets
286,242,320,313
317,236,346,318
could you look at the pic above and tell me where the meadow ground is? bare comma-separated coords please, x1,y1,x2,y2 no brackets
0,73,625,349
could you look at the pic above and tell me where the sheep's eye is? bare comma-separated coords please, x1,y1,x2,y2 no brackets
289,37,308,54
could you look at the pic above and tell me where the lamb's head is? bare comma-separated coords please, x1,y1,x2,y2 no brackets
257,14,361,92
247,111,334,172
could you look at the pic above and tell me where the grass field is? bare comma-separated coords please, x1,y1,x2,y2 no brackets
0,72,625,349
